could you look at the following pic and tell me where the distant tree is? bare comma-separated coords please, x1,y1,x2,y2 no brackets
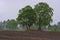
3,20,7,30
0,22,3,30
51,27,57,32
17,5,36,30
51,24,58,31
57,22,60,29
57,22,60,26
34,2,53,30
6,19,18,30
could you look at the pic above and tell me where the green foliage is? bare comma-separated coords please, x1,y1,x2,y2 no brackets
6,19,18,29
34,2,53,30
17,5,36,30
51,27,57,32
17,2,53,30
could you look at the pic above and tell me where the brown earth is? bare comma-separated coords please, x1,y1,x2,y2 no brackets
0,30,60,40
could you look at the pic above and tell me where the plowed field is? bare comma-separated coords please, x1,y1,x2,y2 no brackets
0,30,60,40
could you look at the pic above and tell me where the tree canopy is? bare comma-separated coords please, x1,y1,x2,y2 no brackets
17,5,36,30
17,2,53,30
34,2,53,30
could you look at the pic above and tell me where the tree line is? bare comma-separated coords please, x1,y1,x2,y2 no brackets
1,2,58,31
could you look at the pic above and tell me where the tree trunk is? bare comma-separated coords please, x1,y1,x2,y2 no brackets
26,26,29,30
38,27,41,30
28,26,30,30
38,26,42,31
26,25,30,30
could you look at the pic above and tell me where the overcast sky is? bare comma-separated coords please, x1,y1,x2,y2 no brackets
0,0,60,24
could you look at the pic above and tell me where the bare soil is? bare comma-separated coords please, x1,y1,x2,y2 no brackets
0,30,60,40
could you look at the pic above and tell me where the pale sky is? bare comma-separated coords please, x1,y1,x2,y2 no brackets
0,0,60,24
